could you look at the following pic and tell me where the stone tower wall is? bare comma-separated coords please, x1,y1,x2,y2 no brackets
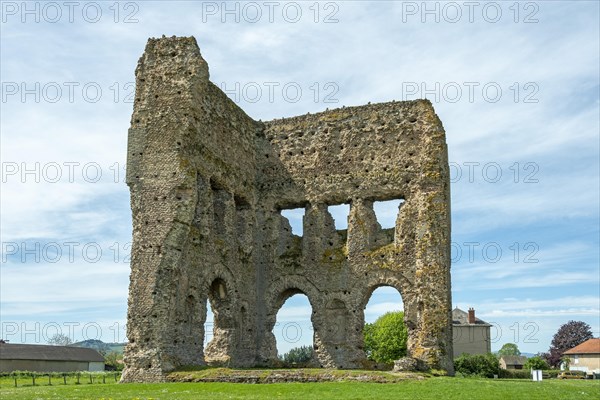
122,36,452,382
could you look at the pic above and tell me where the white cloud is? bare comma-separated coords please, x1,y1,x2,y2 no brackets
1,1,598,355
365,302,403,316
276,305,313,321
0,262,130,304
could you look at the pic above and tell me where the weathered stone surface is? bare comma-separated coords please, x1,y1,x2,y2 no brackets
167,368,425,383
393,357,428,372
121,36,453,383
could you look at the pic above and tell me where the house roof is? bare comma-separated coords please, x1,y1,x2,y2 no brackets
452,307,491,326
563,338,600,355
0,343,104,362
500,355,527,366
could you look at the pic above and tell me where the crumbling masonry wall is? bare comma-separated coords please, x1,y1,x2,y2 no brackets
122,36,453,382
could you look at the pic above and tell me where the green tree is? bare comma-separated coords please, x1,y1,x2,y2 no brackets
454,353,500,378
497,343,521,356
104,351,124,371
524,356,549,370
279,345,313,365
363,311,407,363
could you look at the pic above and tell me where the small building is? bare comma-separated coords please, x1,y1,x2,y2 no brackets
563,338,600,377
0,343,105,372
452,307,492,358
499,355,527,370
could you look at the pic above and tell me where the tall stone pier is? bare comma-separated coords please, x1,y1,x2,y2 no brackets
122,36,453,382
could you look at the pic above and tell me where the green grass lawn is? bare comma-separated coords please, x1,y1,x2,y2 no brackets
0,377,598,400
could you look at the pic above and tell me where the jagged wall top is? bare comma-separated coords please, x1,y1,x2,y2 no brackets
122,36,453,382
136,36,209,82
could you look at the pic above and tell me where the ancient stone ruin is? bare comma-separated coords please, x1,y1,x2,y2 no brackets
122,36,453,382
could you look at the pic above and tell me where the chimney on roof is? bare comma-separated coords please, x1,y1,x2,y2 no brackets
468,308,476,324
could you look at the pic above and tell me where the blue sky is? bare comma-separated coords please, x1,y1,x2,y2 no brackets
1,1,598,356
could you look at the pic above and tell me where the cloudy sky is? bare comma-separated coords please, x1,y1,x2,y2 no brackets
1,1,598,356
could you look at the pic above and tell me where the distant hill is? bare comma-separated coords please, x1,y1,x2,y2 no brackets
71,339,126,354
521,352,536,358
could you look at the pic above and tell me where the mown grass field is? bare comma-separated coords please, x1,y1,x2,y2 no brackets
0,375,598,400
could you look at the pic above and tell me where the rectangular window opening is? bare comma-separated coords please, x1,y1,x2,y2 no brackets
373,199,405,230
328,203,350,231
280,207,305,237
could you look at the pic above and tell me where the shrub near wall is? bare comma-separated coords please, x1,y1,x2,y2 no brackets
453,354,500,378
497,369,531,379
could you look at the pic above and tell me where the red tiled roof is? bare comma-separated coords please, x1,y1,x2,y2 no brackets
563,338,600,355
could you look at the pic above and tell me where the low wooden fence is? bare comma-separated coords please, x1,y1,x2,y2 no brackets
2,371,121,387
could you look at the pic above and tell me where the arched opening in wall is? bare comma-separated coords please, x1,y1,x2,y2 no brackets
280,207,305,236
203,301,214,351
328,203,350,231
204,278,235,365
273,290,314,366
363,286,405,365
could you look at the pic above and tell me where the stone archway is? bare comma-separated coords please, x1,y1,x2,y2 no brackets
122,36,453,382
356,276,417,358
261,275,322,365
204,277,237,366
361,284,406,364
272,290,314,364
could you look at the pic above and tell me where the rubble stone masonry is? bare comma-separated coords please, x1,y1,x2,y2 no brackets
121,36,453,382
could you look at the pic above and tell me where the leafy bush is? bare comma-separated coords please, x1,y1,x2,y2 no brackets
497,368,561,379
104,351,124,371
524,356,549,370
497,369,532,379
364,311,407,363
454,353,500,378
